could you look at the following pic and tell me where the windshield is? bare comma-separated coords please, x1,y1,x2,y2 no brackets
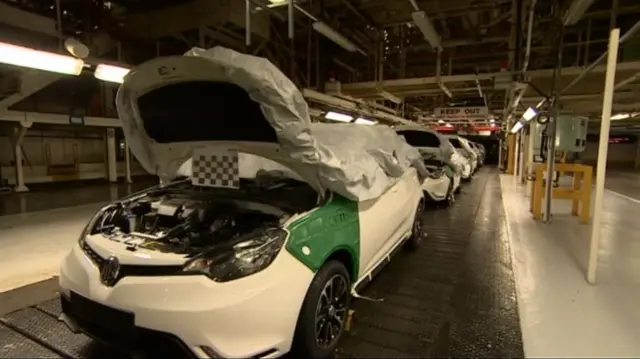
396,130,441,147
449,138,463,149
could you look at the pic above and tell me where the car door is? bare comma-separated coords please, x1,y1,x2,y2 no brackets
357,168,417,276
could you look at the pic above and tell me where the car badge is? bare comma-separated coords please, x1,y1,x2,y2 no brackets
100,256,121,287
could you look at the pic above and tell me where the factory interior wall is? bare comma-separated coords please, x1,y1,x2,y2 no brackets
580,141,637,168
0,128,149,185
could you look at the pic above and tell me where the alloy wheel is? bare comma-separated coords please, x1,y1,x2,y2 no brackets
314,274,349,349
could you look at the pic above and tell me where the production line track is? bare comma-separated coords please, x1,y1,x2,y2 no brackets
0,168,524,359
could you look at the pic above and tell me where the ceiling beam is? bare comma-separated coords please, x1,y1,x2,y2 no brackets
0,2,58,38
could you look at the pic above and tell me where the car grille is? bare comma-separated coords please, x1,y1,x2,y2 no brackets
79,237,184,285
61,293,197,358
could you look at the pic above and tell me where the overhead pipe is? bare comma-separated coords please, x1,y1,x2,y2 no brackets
436,48,453,98
584,19,591,65
521,0,538,73
245,0,251,46
55,0,63,51
288,0,294,39
514,0,523,71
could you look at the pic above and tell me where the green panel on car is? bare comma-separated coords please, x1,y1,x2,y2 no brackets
444,164,455,179
285,193,360,279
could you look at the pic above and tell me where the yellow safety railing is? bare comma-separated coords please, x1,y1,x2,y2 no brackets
530,162,593,224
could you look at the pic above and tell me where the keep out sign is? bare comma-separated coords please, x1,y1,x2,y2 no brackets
434,106,489,119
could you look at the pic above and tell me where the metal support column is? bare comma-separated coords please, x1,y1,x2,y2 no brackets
635,137,640,169
124,139,132,184
588,28,620,284
543,23,564,222
518,131,527,183
106,128,117,183
526,124,535,194
498,139,504,170
514,132,521,177
12,125,29,193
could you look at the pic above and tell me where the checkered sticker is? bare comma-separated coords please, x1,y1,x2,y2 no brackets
191,147,240,189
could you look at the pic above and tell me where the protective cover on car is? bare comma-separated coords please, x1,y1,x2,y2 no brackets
394,126,455,162
394,126,458,174
117,46,426,202
309,123,429,200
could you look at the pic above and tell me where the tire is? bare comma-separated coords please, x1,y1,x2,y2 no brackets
444,182,455,208
291,260,352,359
404,200,425,250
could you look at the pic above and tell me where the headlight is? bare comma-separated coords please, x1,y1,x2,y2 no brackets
182,228,287,282
78,205,113,243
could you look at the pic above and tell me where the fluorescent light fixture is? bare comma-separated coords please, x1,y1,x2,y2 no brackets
445,123,453,127
0,41,84,75
266,0,287,7
489,118,495,123
312,22,359,53
411,11,442,51
510,121,524,133
354,118,376,125
94,64,130,84
438,119,445,124
325,111,353,122
611,113,630,120
536,98,546,108
563,0,596,26
522,107,537,121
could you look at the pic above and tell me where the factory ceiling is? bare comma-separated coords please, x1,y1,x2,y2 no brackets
0,0,639,130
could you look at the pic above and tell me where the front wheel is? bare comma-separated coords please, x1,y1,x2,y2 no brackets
444,182,455,207
405,200,425,250
292,261,352,359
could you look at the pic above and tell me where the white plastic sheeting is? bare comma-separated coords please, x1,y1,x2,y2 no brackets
394,126,458,170
117,46,426,202
309,122,429,201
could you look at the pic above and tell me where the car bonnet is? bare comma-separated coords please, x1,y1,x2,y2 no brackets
115,47,324,194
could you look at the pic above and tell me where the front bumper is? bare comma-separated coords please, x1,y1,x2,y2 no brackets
59,243,314,358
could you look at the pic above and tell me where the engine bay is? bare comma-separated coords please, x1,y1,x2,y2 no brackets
92,193,288,256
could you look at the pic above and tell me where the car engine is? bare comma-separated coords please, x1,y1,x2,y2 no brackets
92,194,286,255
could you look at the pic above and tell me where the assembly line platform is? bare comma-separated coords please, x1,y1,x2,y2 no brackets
0,169,524,358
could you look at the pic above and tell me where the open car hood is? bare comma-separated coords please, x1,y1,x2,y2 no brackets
116,46,323,192
117,46,425,202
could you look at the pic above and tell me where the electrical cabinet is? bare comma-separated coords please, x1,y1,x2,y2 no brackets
556,116,589,152
531,116,589,157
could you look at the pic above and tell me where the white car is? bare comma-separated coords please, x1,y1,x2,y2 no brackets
445,135,478,179
467,141,485,166
395,127,461,206
58,48,425,359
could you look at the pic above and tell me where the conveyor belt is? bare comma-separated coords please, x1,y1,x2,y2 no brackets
336,169,524,358
0,168,523,359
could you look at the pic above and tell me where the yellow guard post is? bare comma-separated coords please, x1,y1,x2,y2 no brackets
530,163,593,224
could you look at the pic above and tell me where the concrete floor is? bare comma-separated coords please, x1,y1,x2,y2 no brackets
605,169,640,201
501,174,640,358
0,177,157,215
0,177,156,292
